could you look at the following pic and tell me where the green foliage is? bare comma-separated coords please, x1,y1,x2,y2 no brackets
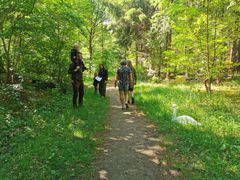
0,0,120,83
104,0,240,89
0,84,108,179
135,83,240,178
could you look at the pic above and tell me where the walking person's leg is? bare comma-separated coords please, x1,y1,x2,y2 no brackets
124,84,129,108
124,90,129,108
102,82,107,97
72,81,79,108
99,82,103,96
118,82,127,109
78,81,84,106
131,90,135,104
119,91,125,109
94,82,98,94
128,88,133,104
129,85,135,104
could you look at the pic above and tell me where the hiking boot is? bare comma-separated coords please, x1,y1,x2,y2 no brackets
125,103,129,109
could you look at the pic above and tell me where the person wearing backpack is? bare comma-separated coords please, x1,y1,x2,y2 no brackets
127,60,137,104
68,44,87,108
115,60,132,109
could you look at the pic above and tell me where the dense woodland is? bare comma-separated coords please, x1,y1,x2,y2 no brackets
0,0,239,91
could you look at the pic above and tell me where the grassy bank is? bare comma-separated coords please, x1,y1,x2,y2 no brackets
135,82,240,179
0,83,108,179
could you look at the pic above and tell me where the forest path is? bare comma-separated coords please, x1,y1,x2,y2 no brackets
92,84,181,180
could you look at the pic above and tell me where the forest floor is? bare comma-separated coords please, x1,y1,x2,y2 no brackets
93,84,182,180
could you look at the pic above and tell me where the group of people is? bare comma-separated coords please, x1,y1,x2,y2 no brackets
68,43,137,110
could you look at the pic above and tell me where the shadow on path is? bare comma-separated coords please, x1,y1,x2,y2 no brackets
93,85,182,180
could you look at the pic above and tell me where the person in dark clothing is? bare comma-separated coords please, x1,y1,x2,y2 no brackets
93,72,99,94
127,60,137,104
68,44,86,108
98,64,108,97
70,44,87,72
115,60,132,109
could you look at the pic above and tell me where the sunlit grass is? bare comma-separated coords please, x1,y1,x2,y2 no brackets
0,84,108,179
135,81,240,179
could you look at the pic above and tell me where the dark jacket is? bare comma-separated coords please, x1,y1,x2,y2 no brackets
98,68,108,83
70,48,87,71
71,48,81,62
68,61,83,81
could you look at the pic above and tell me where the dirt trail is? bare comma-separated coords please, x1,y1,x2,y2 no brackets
93,85,181,180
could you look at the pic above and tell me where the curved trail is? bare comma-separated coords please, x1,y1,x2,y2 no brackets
93,84,181,180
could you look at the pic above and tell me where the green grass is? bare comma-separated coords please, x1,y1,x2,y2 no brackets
0,83,108,179
135,82,240,179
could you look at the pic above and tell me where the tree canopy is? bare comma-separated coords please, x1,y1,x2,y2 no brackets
0,0,239,91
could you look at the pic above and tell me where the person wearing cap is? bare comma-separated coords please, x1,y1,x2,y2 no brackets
115,60,132,109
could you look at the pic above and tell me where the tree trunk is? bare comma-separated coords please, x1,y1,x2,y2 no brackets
135,41,138,66
1,37,12,83
101,22,104,61
89,29,93,74
205,0,212,93
231,39,240,74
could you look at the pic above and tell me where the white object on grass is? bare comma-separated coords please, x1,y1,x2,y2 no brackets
172,104,201,126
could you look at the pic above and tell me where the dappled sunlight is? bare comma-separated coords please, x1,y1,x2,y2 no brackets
109,134,134,141
111,105,122,109
146,124,156,129
123,111,132,115
121,109,146,117
135,83,240,178
94,83,186,179
135,144,166,165
106,86,116,91
162,169,181,177
125,118,135,123
73,130,84,138
96,147,109,156
148,137,162,142
98,170,108,179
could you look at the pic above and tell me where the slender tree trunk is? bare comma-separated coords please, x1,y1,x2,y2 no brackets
237,40,240,74
89,29,93,74
157,46,162,78
213,14,218,83
135,40,138,66
205,0,212,93
101,22,104,62
165,31,172,80
1,37,12,83
231,40,240,75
